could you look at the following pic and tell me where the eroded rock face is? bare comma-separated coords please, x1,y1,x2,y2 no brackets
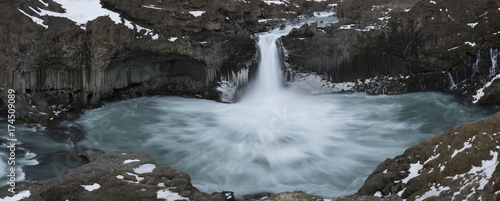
0,150,229,201
281,0,500,101
358,111,500,200
0,0,340,122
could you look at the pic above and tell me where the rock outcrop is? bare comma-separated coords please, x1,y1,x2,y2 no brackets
281,0,500,102
357,111,500,200
0,150,231,201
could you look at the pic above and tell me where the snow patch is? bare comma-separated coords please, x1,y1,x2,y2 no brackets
133,164,156,174
424,153,440,165
38,0,49,7
374,191,382,197
116,175,124,179
339,24,355,29
0,190,31,201
473,73,500,104
451,150,498,199
467,22,479,28
17,9,48,28
157,189,190,201
430,0,436,4
451,141,472,158
402,161,423,184
123,159,140,164
262,0,287,5
168,37,178,42
189,11,205,17
24,0,154,35
126,172,144,183
464,41,476,47
81,183,101,192
416,184,450,201
142,5,163,10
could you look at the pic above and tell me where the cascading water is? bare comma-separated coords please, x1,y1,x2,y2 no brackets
72,14,498,199
447,72,457,90
472,49,481,79
243,27,298,101
490,48,498,77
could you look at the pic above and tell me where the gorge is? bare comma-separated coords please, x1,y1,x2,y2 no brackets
1,0,500,200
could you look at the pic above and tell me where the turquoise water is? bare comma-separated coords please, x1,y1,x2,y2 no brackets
74,92,497,198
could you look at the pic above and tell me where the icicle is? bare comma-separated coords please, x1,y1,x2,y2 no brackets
490,48,498,77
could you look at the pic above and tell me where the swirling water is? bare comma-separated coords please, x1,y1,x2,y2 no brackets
73,22,499,199
75,92,496,198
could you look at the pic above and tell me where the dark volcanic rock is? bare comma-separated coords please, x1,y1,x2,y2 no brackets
0,151,229,201
281,0,500,102
357,111,500,200
0,0,340,122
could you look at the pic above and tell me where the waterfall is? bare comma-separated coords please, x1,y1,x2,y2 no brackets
243,25,302,101
253,34,285,95
490,48,498,77
447,72,457,90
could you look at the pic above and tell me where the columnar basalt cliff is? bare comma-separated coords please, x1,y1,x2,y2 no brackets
281,0,500,101
0,0,338,122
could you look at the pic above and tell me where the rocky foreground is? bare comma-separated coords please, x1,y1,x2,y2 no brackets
1,111,498,200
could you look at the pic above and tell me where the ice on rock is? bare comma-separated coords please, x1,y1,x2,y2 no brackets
133,164,156,174
81,183,101,192
123,159,140,164
157,189,189,201
189,11,205,17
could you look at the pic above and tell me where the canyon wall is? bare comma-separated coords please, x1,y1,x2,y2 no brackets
281,0,500,101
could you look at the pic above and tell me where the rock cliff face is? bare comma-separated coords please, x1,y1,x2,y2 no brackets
0,0,337,122
281,0,500,101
